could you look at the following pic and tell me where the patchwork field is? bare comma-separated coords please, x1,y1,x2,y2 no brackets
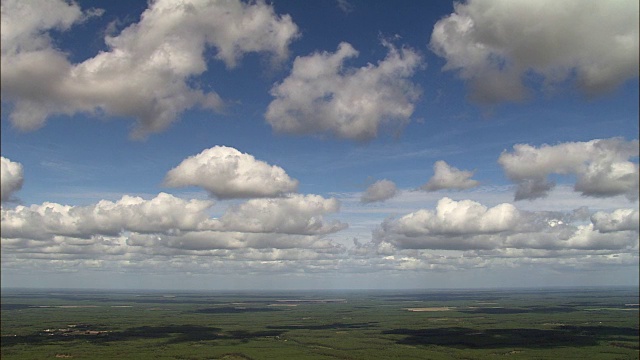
1,287,638,359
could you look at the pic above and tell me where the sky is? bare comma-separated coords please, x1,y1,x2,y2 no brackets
1,0,638,291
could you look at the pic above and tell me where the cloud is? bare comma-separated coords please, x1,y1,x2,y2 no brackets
375,197,639,251
0,193,215,241
211,194,347,235
380,197,520,238
1,230,347,269
336,0,354,14
361,180,398,203
1,0,299,138
0,192,349,275
421,160,479,191
504,223,638,252
498,138,639,201
127,231,344,252
591,208,639,233
1,192,346,248
2,193,636,276
430,0,639,103
164,146,299,199
266,41,422,141
512,178,556,202
1,156,24,202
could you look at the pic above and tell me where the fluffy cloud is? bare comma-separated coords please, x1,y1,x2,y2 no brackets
266,41,422,141
361,180,398,203
165,146,298,199
1,231,347,269
421,160,479,191
498,138,639,201
126,231,344,252
375,198,639,251
1,193,215,241
504,223,638,251
1,191,349,275
1,192,345,245
379,197,520,242
212,194,347,235
591,208,639,233
1,156,24,202
1,0,299,138
430,0,639,103
3,198,636,277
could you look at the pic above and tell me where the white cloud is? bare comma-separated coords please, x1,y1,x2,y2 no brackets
0,0,85,53
504,224,638,251
498,138,639,201
164,146,299,199
1,0,299,138
379,197,520,241
336,0,354,14
127,231,344,252
0,193,215,241
0,156,24,202
361,180,398,203
1,191,346,254
421,160,479,191
266,41,422,141
2,202,636,279
1,231,347,270
430,0,639,103
212,194,347,235
375,197,639,252
2,173,637,282
591,208,639,233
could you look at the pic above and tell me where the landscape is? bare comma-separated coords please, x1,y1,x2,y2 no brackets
2,287,638,359
1,0,639,359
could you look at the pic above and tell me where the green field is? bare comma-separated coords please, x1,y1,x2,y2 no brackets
1,287,638,359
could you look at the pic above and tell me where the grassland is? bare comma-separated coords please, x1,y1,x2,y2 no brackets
1,287,638,359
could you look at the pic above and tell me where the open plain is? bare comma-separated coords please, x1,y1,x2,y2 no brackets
1,287,638,359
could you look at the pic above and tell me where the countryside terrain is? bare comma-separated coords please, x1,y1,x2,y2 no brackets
1,287,638,359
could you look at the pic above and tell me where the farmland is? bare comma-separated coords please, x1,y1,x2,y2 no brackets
1,287,638,359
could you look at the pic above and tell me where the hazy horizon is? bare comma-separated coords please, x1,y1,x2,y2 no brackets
3,285,638,294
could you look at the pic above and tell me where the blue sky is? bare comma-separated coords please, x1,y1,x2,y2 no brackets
1,0,638,290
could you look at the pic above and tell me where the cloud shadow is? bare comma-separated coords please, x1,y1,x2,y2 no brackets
383,325,638,349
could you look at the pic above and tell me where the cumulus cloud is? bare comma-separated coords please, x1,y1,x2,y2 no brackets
1,231,347,272
499,138,639,201
1,191,345,248
1,190,350,277
504,223,638,251
127,231,344,252
0,193,215,240
2,194,637,276
430,0,639,103
1,0,299,138
380,197,520,239
212,194,347,235
164,146,299,199
1,156,24,202
361,179,398,203
375,197,639,251
266,41,422,141
421,160,479,191
591,208,639,233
